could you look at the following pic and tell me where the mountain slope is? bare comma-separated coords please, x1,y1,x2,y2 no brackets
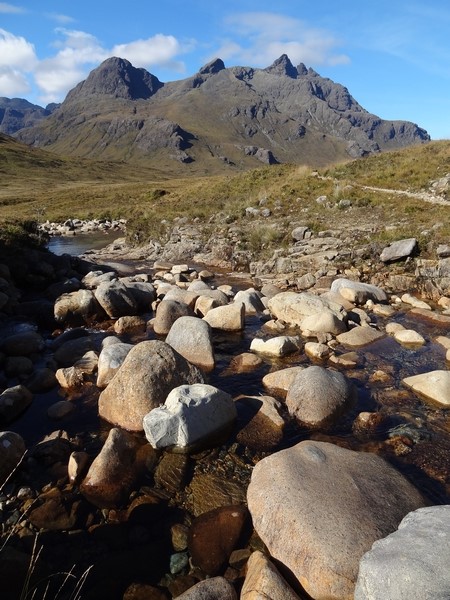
0,97,59,136
16,55,429,173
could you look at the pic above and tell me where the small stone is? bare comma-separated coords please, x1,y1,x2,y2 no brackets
47,400,76,420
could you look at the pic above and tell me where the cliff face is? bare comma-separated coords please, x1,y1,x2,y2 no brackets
14,54,430,172
0,98,59,136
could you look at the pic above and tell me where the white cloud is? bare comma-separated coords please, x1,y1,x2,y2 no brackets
0,28,37,69
0,66,30,96
45,13,76,25
0,2,25,14
219,11,349,68
111,34,185,71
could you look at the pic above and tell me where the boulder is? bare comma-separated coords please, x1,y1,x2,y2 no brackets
233,288,265,315
330,278,388,304
98,341,204,431
304,341,331,360
247,440,426,600
162,287,198,308
143,384,236,450
268,291,345,327
165,316,215,372
235,395,285,451
54,336,93,367
173,577,237,600
393,329,426,346
402,370,450,406
94,280,138,318
203,302,245,331
262,366,305,396
80,427,143,508
188,505,249,575
153,300,195,335
96,342,133,388
2,331,44,356
300,309,347,335
123,280,156,310
82,270,117,289
250,336,300,358
355,505,450,600
336,326,385,347
380,238,417,263
54,289,104,324
0,385,32,425
286,366,356,428
0,431,26,484
24,368,57,393
241,551,301,600
113,315,147,335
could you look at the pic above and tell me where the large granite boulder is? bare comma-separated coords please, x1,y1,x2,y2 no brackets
330,278,388,304
94,280,138,318
286,366,356,428
380,238,417,263
98,341,204,431
402,370,450,406
268,291,346,327
355,505,450,600
143,384,236,449
153,299,195,335
54,289,104,324
247,440,426,600
96,342,133,388
203,302,245,331
241,550,301,600
165,316,215,372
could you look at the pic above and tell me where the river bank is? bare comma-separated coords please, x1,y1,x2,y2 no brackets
0,229,449,599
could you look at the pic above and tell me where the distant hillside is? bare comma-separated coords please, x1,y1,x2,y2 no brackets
15,55,429,174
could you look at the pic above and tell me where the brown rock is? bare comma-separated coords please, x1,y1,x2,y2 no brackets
153,300,195,335
154,453,190,494
235,395,285,451
28,488,80,531
173,577,237,599
186,473,246,517
262,366,304,396
241,550,301,600
188,505,250,575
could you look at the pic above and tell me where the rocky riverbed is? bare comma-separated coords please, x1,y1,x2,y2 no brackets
0,227,450,600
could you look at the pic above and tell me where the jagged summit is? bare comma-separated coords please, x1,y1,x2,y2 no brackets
265,54,298,78
66,56,163,101
13,54,430,172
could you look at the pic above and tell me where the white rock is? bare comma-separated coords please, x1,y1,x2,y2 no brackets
234,288,265,315
402,370,450,406
203,303,245,331
401,293,431,310
165,316,215,372
143,384,236,449
300,309,347,336
97,343,133,388
250,336,301,357
393,329,426,346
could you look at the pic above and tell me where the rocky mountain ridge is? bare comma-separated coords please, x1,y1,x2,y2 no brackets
0,97,59,136
13,54,430,173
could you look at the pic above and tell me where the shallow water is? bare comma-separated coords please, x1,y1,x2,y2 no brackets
47,230,123,256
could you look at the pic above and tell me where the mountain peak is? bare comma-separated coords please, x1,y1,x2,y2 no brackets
67,56,163,101
265,54,298,78
199,58,225,75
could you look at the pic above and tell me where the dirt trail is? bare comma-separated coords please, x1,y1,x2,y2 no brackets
358,184,450,206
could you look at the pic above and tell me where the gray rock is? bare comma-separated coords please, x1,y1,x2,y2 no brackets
98,340,204,431
1,331,44,356
203,302,245,331
330,278,388,303
94,280,138,318
165,316,215,372
82,270,117,289
143,384,236,449
292,226,310,241
250,335,301,358
380,238,417,263
0,385,32,424
153,299,195,335
336,325,385,347
437,244,450,258
286,366,356,428
123,280,156,310
241,550,301,600
247,440,426,600
268,291,346,327
96,342,133,388
173,576,237,599
234,288,265,315
0,431,26,484
54,289,104,324
355,505,450,600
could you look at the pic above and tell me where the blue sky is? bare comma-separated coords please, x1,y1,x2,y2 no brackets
0,0,449,139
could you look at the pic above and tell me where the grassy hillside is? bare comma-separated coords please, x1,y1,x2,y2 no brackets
0,136,449,254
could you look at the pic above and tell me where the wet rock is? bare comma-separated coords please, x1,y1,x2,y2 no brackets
262,366,305,396
336,325,385,347
54,289,104,324
352,412,385,439
80,427,143,508
328,351,361,368
268,291,345,328
171,523,189,551
53,336,93,367
32,430,72,466
28,488,80,530
0,385,32,424
143,384,236,450
330,278,388,304
173,577,237,599
402,370,450,406
247,440,426,600
186,473,246,517
99,341,204,431
47,400,76,419
94,280,138,318
0,431,26,484
96,342,133,388
153,300,195,335
2,331,44,356
68,450,90,484
4,356,33,377
55,366,84,389
250,335,300,358
380,238,417,263
203,302,245,331
241,550,301,600
304,341,331,359
154,453,190,494
355,505,450,600
401,293,431,310
224,352,263,374
393,329,426,346
188,505,249,575
286,366,356,428
166,316,215,372
235,395,285,451
24,367,57,393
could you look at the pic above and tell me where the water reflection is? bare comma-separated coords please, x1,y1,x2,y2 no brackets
47,230,124,256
